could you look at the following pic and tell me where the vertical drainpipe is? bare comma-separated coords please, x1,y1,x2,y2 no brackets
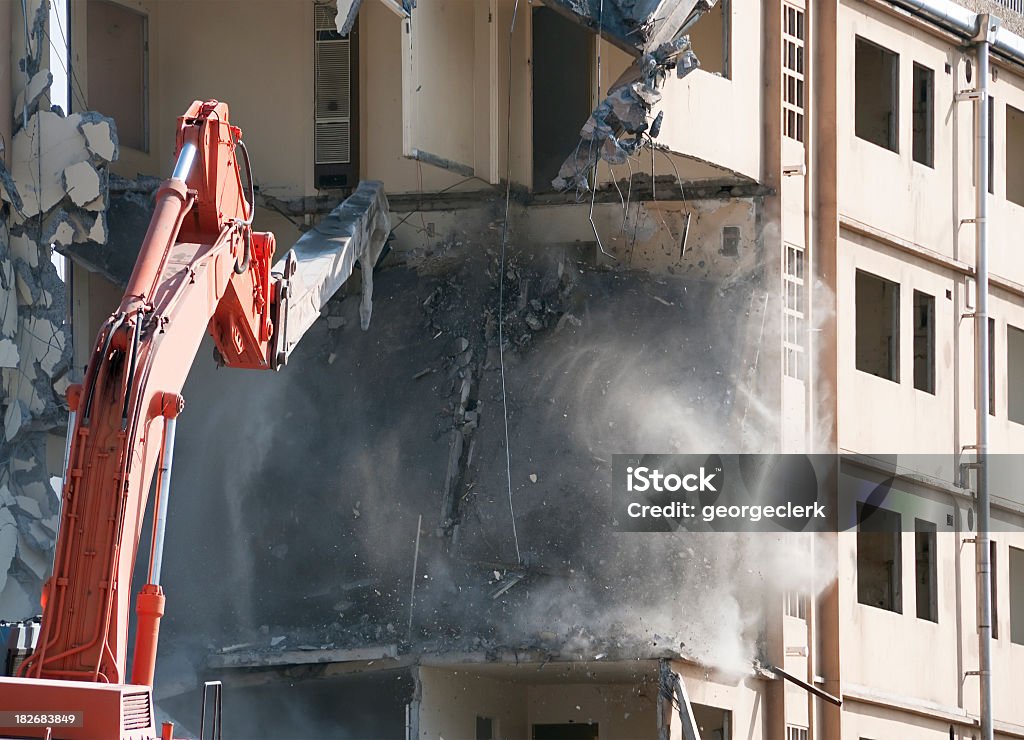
802,3,817,739
973,14,995,740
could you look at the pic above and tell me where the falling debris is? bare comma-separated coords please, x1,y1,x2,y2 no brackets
553,38,702,192
490,571,527,600
542,0,715,55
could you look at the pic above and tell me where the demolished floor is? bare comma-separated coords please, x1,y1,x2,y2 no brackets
129,231,796,733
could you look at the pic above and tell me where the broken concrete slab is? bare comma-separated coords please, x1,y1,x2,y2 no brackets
0,574,35,620
333,0,363,35
62,161,102,207
20,315,65,377
9,233,38,269
540,0,713,55
58,190,149,287
82,192,107,213
0,271,17,340
39,206,101,246
87,212,107,243
0,507,16,593
7,110,89,216
0,39,115,625
13,70,52,123
14,261,36,305
273,180,390,359
208,644,399,670
0,162,24,216
78,117,118,163
16,531,49,580
4,401,28,442
0,339,20,368
13,496,41,520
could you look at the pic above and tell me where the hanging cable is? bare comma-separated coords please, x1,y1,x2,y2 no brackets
498,0,523,565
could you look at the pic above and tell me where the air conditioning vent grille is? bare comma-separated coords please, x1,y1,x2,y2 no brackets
314,3,337,31
315,122,351,165
315,39,351,120
122,691,152,731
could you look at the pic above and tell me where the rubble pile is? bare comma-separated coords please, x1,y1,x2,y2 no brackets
553,38,701,192
152,237,770,687
422,248,580,540
0,0,118,616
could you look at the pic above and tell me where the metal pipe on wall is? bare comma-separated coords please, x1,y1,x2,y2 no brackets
888,0,1024,66
974,22,994,740
870,3,1018,737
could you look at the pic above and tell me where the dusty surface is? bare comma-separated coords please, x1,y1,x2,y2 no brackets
151,239,783,694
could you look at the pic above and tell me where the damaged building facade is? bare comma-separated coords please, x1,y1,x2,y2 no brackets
2,0,1024,738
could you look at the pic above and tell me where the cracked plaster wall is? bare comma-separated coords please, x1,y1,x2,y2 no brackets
0,0,117,618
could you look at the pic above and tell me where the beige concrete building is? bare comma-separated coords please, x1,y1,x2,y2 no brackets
2,0,1024,738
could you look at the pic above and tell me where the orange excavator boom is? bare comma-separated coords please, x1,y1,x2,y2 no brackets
0,100,389,740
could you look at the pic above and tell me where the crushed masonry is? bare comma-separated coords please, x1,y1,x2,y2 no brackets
0,0,118,618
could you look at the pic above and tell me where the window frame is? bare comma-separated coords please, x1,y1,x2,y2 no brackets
913,290,936,394
84,0,150,152
854,36,900,153
912,62,935,167
855,269,901,383
857,501,903,614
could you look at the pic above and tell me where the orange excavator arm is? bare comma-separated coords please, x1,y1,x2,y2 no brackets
18,99,281,689
1,99,388,740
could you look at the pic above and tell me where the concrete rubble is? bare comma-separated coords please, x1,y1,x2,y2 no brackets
332,0,411,36
549,0,714,192
0,0,118,618
149,223,771,694
542,0,715,55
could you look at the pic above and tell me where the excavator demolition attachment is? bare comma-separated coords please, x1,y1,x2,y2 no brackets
0,100,389,740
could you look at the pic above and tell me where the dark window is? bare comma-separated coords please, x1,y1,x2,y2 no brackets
532,7,593,191
989,96,996,195
1008,106,1024,206
692,703,732,740
690,0,731,78
477,716,494,740
992,540,1000,639
915,519,938,622
1010,546,1024,645
857,502,902,613
1008,324,1024,424
86,0,147,151
533,724,599,740
989,317,996,416
856,270,900,382
912,64,934,166
722,226,741,256
855,38,899,151
913,291,935,394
